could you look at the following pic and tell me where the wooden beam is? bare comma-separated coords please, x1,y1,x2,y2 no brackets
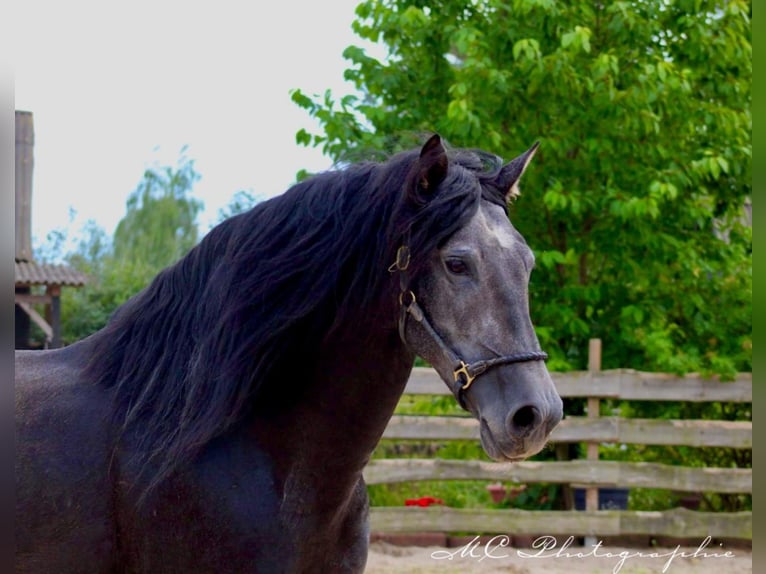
14,293,52,305
15,301,52,342
15,111,34,261
49,288,61,348
381,415,752,448
586,339,602,515
369,506,752,539
403,367,752,402
363,459,752,493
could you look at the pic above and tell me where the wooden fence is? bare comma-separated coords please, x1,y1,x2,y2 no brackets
364,341,752,540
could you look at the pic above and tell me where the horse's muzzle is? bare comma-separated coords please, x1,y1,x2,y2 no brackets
479,395,563,461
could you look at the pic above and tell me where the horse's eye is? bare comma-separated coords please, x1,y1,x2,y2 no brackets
445,258,469,275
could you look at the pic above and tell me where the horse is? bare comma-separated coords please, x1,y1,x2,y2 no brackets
15,134,563,573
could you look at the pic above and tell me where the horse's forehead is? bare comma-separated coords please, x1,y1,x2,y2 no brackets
452,202,526,256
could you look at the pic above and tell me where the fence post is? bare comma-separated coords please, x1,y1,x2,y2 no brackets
585,339,602,547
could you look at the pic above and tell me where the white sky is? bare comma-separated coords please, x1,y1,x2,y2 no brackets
13,0,377,252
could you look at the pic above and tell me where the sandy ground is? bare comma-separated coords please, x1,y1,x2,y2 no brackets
365,539,752,573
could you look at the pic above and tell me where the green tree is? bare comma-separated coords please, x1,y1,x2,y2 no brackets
113,150,203,277
215,189,262,224
292,0,752,377
58,153,204,343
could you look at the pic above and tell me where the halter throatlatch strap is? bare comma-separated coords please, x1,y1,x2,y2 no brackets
391,243,548,410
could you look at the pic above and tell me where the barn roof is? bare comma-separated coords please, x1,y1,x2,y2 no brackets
15,259,88,287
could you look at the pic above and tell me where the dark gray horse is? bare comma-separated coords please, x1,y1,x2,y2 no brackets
16,135,562,573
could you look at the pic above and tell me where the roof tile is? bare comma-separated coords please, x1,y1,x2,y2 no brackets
15,259,88,287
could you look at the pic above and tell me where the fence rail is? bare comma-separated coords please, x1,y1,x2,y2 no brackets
367,346,752,541
382,415,752,448
364,459,752,493
369,507,753,539
405,366,753,401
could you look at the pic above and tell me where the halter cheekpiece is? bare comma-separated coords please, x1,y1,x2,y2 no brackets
390,242,548,410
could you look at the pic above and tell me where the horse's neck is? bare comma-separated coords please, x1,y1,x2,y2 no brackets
315,321,414,454
252,314,413,507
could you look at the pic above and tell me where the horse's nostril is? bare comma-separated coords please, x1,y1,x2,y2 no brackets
510,405,541,431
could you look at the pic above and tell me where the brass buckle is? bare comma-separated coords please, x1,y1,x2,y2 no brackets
454,360,476,391
388,245,411,273
399,290,416,309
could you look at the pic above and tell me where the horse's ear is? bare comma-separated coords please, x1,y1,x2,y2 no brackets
495,141,540,201
416,134,448,196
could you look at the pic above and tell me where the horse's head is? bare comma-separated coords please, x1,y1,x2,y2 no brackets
396,135,563,462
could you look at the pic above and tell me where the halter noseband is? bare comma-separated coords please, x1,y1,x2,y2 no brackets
389,244,548,410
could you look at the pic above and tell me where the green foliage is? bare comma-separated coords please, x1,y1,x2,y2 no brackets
394,394,465,416
216,189,263,223
113,149,203,275
293,0,752,377
367,480,495,508
493,483,560,511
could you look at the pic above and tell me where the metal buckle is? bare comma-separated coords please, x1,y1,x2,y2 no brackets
388,245,411,273
454,360,476,391
399,290,416,309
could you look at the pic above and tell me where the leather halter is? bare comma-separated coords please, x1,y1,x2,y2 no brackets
389,244,548,410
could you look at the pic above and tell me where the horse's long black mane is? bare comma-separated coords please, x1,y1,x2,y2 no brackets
86,142,509,491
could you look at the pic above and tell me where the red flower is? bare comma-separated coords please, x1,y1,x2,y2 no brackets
404,496,444,507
